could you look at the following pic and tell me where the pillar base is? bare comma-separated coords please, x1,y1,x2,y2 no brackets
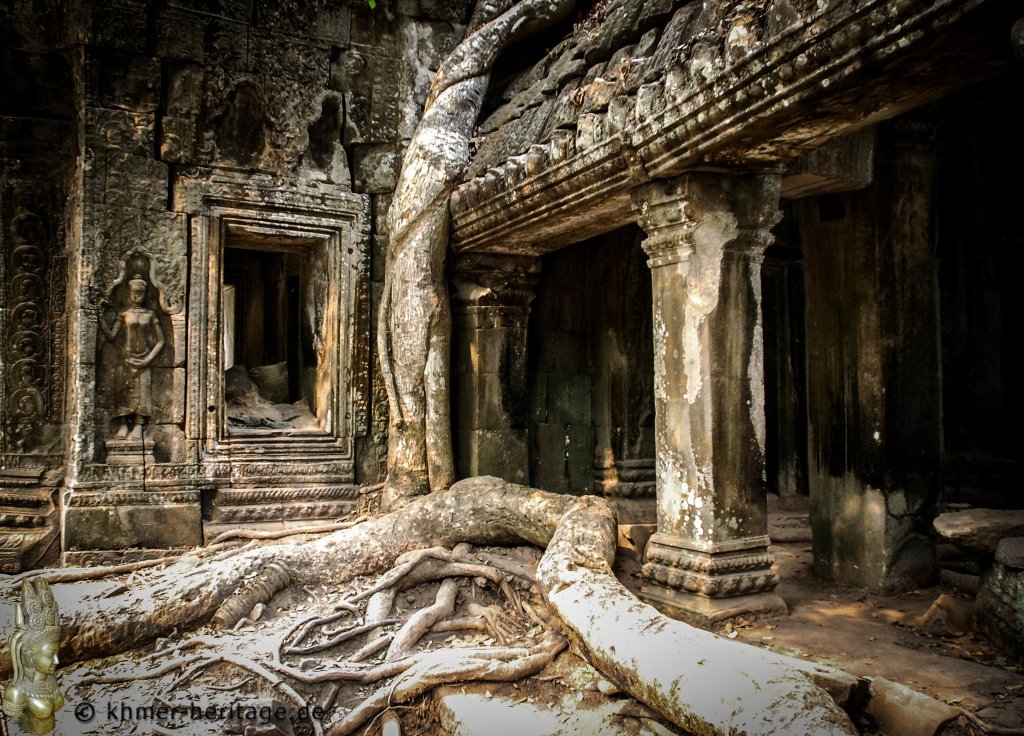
104,437,157,466
640,533,786,624
641,582,788,625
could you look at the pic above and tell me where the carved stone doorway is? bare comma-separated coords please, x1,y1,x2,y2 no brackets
178,173,370,537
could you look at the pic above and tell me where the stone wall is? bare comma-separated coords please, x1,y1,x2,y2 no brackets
0,2,77,570
0,0,472,566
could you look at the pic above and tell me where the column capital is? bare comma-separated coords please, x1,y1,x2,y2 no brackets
631,174,781,266
452,253,541,310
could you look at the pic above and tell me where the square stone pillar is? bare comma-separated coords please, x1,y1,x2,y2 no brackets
796,118,941,590
452,254,540,484
631,174,787,624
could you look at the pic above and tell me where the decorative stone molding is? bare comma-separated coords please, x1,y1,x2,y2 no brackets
203,485,359,533
645,533,776,574
215,502,356,524
642,534,785,621
214,485,358,505
452,253,542,311
0,469,58,572
73,459,356,487
62,548,185,567
67,490,200,507
175,170,370,481
643,533,779,599
450,0,1004,256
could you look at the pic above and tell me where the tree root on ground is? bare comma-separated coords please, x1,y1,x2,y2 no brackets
3,476,968,736
327,634,567,736
386,578,460,661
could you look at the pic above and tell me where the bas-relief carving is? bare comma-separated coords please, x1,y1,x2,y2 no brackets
2,181,65,458
100,276,165,440
300,92,352,187
0,179,63,569
170,29,335,176
4,209,52,455
96,252,174,466
92,228,186,318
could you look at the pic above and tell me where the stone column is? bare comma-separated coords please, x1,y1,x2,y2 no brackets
451,253,540,484
631,174,787,624
797,117,941,590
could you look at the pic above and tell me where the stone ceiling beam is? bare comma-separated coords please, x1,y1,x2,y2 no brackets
450,0,1017,257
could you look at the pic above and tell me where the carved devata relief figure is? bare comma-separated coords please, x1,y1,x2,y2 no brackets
100,276,165,440
97,253,171,464
2,579,63,734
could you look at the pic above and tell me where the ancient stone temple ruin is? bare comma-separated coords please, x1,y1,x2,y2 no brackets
1,0,1022,645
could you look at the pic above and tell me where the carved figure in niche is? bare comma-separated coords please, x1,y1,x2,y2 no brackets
8,389,43,453
2,579,63,734
100,276,165,439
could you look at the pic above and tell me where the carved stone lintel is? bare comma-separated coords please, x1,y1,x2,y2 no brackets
452,0,984,257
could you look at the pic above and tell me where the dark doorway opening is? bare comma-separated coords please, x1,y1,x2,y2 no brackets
762,224,809,500
527,225,656,522
222,245,317,431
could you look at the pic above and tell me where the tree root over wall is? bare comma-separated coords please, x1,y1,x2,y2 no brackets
3,477,872,735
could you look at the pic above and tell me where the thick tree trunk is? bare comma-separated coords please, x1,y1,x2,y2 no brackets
377,0,576,509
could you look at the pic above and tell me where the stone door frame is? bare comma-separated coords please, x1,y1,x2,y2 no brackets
179,173,369,484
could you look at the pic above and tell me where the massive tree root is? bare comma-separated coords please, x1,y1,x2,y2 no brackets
0,477,864,736
376,0,577,509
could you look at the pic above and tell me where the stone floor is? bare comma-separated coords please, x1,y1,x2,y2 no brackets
615,495,1024,733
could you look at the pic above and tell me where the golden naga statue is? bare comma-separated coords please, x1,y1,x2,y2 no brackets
3,579,63,734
